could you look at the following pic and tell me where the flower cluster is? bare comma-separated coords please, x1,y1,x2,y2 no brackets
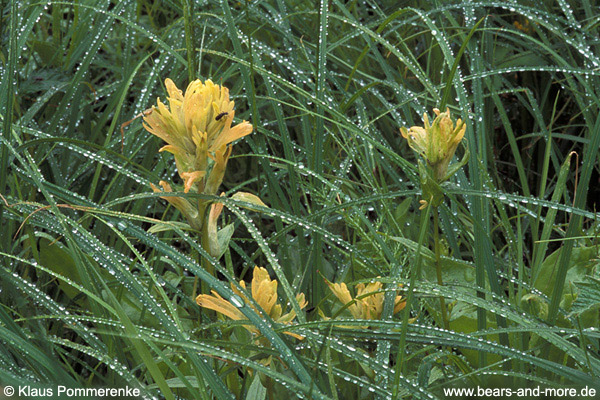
326,279,406,320
144,79,264,257
401,108,468,209
196,266,307,340
144,78,252,196
400,108,466,183
196,267,407,342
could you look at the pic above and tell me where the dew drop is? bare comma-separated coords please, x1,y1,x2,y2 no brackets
229,294,245,308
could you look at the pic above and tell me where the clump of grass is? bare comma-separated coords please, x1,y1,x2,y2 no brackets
1,1,599,399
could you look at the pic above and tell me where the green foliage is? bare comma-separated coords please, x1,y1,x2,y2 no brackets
1,0,599,399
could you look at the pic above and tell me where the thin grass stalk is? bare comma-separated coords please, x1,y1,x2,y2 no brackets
392,203,432,400
531,152,574,285
433,210,448,330
309,0,329,307
0,0,18,251
183,0,196,81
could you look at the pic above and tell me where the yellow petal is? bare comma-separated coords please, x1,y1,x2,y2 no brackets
196,291,244,321
209,112,253,151
400,126,409,139
282,331,304,340
454,119,466,143
393,296,406,314
257,279,278,315
150,181,169,193
360,281,384,319
327,281,353,306
165,78,184,102
270,304,282,321
423,112,430,129
278,292,307,324
208,200,224,226
204,145,232,195
180,170,205,193
250,267,278,315
296,292,308,309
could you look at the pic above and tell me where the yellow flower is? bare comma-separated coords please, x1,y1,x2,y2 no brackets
326,279,406,320
401,108,466,182
513,19,531,33
143,78,253,194
196,266,307,339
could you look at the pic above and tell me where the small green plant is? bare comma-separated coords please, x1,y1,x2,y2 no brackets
401,108,468,330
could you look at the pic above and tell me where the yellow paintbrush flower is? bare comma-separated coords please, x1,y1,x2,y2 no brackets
196,266,307,339
326,279,406,320
144,78,265,248
401,108,466,182
143,78,253,194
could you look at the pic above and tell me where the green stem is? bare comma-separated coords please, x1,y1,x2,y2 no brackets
433,209,449,330
392,204,432,400
198,200,213,296
201,217,214,277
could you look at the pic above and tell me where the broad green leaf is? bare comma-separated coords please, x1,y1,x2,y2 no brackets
246,374,267,400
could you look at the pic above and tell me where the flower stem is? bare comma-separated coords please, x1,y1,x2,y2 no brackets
433,209,449,330
200,202,214,296
201,220,214,275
